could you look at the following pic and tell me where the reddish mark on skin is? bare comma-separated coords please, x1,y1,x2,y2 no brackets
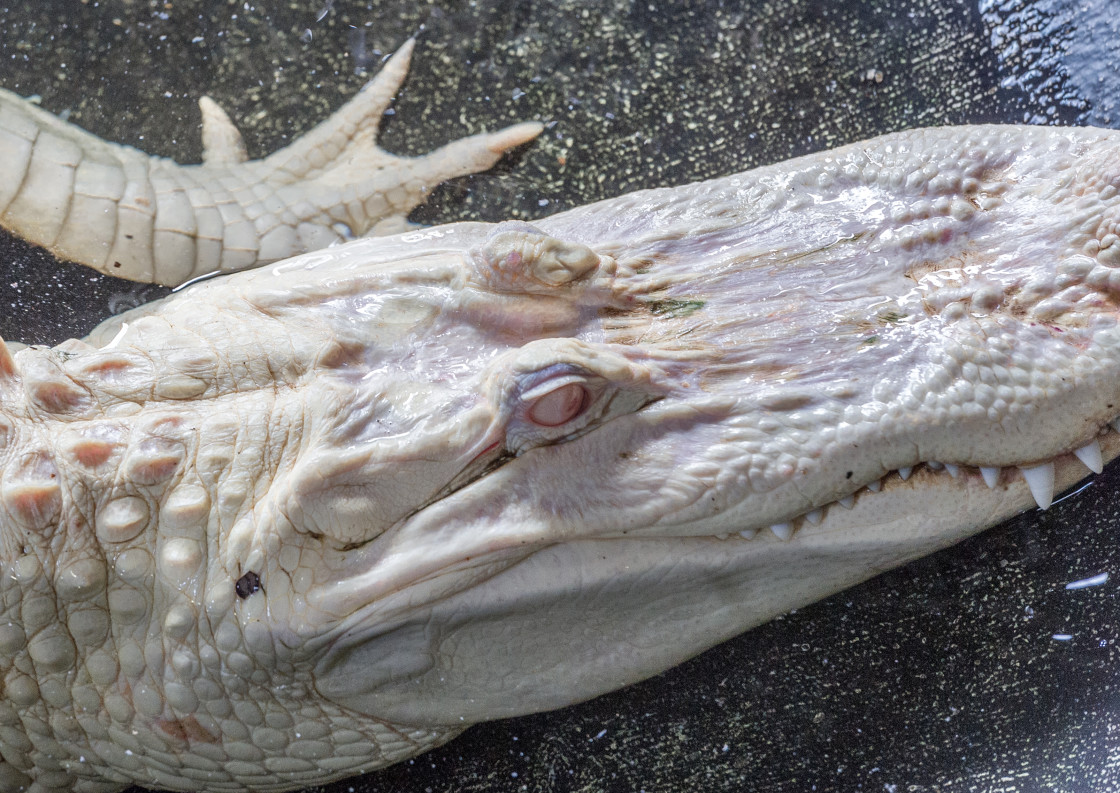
85,359,132,373
127,438,185,484
3,452,61,528
30,381,88,413
146,416,184,433
129,456,181,485
5,485,61,527
82,359,139,385
0,344,15,379
72,440,115,468
470,439,502,465
155,715,219,744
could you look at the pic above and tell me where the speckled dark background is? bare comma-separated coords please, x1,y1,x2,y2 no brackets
2,1,1119,792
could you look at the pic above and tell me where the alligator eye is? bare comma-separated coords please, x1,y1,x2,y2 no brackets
526,382,589,427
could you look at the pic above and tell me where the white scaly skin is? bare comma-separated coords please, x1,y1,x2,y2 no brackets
0,39,543,287
1,123,1120,791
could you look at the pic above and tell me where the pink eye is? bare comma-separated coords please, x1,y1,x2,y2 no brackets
526,382,589,427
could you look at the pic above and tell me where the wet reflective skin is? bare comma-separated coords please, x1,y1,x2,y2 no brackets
2,1,1120,793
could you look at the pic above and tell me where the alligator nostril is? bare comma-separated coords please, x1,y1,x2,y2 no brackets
235,571,262,599
478,223,601,289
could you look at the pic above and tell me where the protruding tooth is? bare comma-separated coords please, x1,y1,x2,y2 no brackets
804,509,823,525
897,467,912,481
769,523,793,541
980,466,1000,489
1111,417,1120,433
837,495,855,509
866,479,882,492
738,528,757,540
1074,439,1104,474
1019,463,1055,510
0,335,16,382
944,464,960,478
927,461,944,471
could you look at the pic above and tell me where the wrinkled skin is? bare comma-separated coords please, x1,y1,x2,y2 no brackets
2,123,1120,791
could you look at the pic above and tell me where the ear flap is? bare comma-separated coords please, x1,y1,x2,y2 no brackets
277,383,499,547
282,444,392,546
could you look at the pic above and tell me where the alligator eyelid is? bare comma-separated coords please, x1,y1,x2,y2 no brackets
520,373,587,403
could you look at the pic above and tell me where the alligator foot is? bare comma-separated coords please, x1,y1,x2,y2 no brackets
0,38,543,286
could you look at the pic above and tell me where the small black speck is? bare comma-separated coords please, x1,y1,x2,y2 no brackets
845,471,853,479
235,571,262,599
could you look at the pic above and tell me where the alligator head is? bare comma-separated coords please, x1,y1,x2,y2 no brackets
1,123,1120,791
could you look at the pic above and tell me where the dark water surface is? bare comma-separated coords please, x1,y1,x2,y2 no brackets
1,1,1119,791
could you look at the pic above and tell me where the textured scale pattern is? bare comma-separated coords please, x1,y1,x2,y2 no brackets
0,40,542,286
0,340,450,791
2,121,1120,792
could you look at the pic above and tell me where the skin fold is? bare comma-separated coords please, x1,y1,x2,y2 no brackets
1,63,1120,793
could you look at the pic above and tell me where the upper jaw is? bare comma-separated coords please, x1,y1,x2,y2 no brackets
305,363,1120,621
306,420,1119,643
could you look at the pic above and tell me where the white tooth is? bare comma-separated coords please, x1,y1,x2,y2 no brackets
769,523,793,541
804,509,823,525
944,464,960,478
1074,439,1104,474
1019,463,1055,510
837,495,855,509
980,466,1000,489
866,479,882,492
716,533,730,540
927,461,944,470
1110,417,1120,433
738,528,757,540
898,467,912,480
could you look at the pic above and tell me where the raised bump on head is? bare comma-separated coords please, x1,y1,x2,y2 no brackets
20,354,93,414
2,451,61,531
124,436,185,486
96,496,150,544
477,222,601,290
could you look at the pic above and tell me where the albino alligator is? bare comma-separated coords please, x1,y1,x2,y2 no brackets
1,42,1120,793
